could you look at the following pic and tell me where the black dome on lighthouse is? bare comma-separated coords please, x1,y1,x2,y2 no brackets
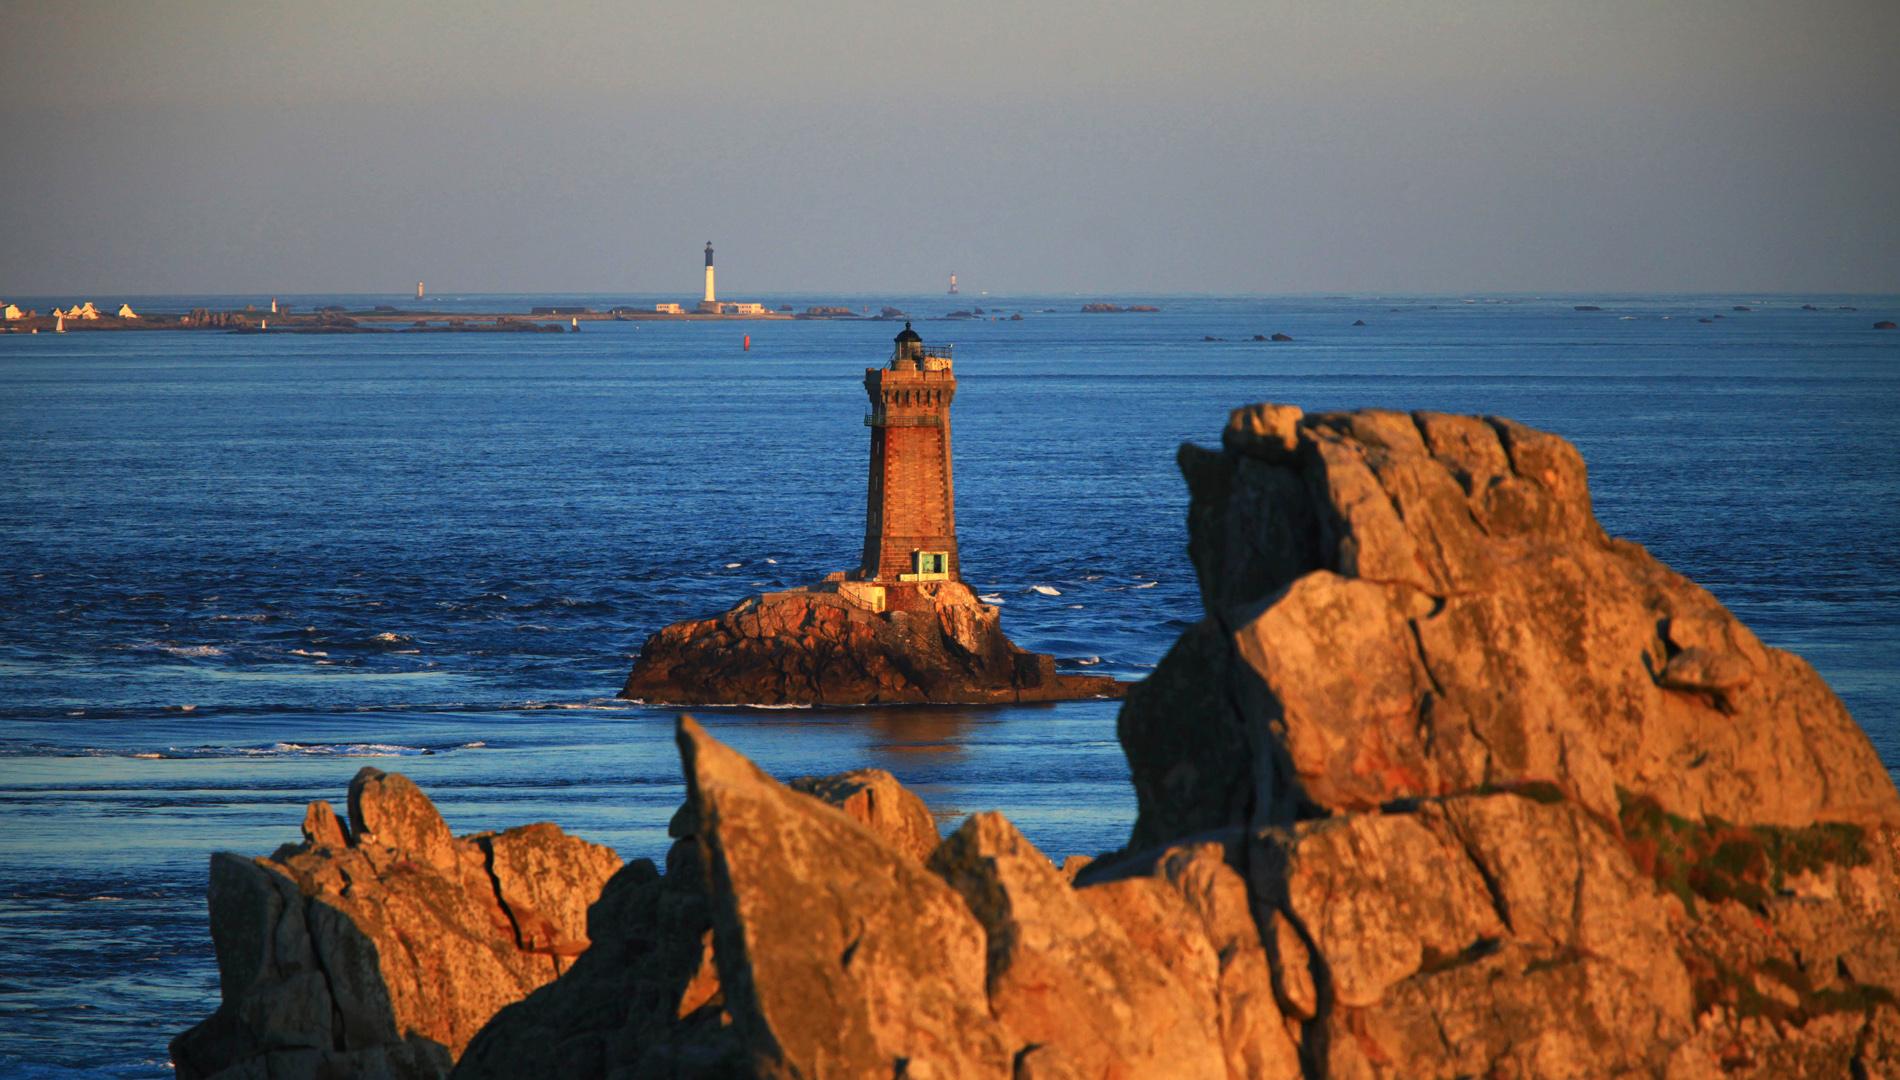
894,321,922,345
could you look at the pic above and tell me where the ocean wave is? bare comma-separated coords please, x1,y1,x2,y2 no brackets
1029,585,1062,597
299,630,417,651
132,642,225,659
117,739,483,760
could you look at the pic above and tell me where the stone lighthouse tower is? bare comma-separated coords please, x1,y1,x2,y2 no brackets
703,242,716,304
859,322,958,583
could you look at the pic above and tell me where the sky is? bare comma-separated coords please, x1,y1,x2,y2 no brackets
3,0,1896,296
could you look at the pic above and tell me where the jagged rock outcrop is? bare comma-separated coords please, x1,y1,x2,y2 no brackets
170,768,621,1079
1104,402,1900,1076
182,402,1900,1078
458,720,1301,1079
457,718,1016,1077
621,578,1123,705
1121,402,1899,848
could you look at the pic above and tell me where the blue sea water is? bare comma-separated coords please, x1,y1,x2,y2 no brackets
1,293,1897,1075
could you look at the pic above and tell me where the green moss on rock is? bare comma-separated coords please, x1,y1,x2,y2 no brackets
1616,788,1871,916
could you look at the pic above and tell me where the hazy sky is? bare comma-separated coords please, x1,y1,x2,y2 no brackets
4,0,1896,295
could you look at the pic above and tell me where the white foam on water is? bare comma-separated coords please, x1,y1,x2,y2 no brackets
244,741,427,757
724,562,743,568
147,643,224,658
765,558,778,564
978,593,1006,604
1030,585,1061,596
1131,581,1158,589
288,649,328,658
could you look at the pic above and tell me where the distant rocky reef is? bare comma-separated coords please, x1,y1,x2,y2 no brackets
177,403,1900,1078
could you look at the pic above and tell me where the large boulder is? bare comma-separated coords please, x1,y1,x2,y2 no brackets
171,769,621,1080
459,718,1014,1078
621,579,1124,705
787,767,941,864
1106,402,1900,1076
929,812,1228,1077
1122,403,1900,848
463,721,1301,1079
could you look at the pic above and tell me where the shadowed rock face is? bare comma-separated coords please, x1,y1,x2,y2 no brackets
620,579,1124,706
170,768,621,1080
184,404,1900,1078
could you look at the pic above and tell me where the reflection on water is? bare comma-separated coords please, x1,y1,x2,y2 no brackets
862,704,986,757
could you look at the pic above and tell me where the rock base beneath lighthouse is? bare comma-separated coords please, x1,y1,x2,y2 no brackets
620,578,1125,706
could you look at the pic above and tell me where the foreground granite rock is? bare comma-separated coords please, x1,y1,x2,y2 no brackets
171,769,621,1079
1122,402,1899,848
182,403,1900,1078
1104,402,1900,1076
456,720,1290,1078
621,577,1124,705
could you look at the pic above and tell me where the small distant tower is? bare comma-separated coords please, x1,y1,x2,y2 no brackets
947,273,959,295
416,281,425,301
860,322,958,583
704,242,716,304
270,297,278,314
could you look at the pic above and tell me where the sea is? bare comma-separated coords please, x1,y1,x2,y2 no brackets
2,293,1897,1076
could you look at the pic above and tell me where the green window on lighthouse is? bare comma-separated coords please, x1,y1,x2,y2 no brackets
914,551,948,577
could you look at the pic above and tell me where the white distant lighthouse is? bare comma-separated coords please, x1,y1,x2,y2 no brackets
703,242,716,304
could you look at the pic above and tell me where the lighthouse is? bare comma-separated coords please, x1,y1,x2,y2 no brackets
859,322,959,583
703,242,716,304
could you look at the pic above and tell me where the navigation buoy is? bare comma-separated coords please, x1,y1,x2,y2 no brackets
743,334,751,352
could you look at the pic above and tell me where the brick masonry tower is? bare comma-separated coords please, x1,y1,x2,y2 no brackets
859,322,959,584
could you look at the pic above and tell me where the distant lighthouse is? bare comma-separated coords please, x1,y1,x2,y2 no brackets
703,242,716,304
947,273,959,295
416,281,425,301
